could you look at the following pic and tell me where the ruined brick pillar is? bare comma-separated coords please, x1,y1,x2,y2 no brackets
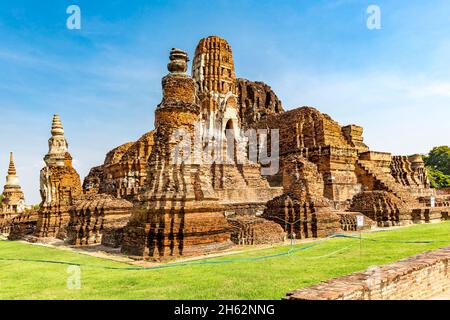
121,48,231,260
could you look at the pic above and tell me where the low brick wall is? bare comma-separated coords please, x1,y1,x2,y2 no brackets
284,246,450,300
437,187,450,195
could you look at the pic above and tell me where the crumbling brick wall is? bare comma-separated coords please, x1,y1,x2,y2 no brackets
337,212,376,231
1,210,37,237
67,195,133,246
83,131,154,201
237,78,283,128
285,246,450,300
227,215,285,245
264,155,341,239
7,211,38,240
350,191,410,226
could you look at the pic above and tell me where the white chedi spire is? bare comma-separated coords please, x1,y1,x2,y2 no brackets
8,152,16,175
44,114,69,166
2,152,25,214
5,152,20,187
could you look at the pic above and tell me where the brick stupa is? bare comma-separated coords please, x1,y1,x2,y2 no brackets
1,152,25,214
36,114,82,238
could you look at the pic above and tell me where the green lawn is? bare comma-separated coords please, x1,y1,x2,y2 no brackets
1,222,450,300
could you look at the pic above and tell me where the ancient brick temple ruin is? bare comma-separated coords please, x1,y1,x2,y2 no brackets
0,152,33,236
35,114,134,246
1,35,449,261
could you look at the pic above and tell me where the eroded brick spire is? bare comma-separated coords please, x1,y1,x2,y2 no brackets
44,114,69,167
51,114,65,137
8,152,16,176
2,151,25,213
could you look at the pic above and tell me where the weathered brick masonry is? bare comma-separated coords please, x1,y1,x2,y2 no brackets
285,246,450,300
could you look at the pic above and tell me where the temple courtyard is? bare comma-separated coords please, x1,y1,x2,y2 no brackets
1,221,449,300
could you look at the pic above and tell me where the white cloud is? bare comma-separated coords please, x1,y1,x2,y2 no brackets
415,82,450,98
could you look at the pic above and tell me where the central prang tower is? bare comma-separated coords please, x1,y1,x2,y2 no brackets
192,36,239,145
192,36,237,96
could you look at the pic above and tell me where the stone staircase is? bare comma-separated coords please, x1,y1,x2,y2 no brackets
238,163,274,188
212,163,282,204
356,159,418,205
211,163,248,190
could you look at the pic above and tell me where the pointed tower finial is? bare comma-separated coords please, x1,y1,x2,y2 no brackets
2,152,25,213
44,114,69,167
167,48,189,76
5,151,20,187
51,114,65,136
8,152,16,176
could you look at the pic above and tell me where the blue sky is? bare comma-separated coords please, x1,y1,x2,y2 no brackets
1,0,449,204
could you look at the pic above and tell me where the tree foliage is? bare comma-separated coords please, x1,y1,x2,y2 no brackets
427,167,450,189
424,146,450,189
424,146,450,175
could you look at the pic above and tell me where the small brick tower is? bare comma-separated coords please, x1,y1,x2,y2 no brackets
36,114,82,238
1,152,25,213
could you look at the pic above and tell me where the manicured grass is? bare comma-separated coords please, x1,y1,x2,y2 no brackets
1,222,450,299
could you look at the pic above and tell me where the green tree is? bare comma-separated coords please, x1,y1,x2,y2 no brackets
424,146,450,189
427,167,450,189
424,146,450,175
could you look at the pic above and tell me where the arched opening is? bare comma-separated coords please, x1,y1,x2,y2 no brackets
224,119,237,163
225,119,234,131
